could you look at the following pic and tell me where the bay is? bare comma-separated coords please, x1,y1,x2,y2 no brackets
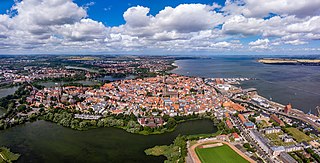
171,56,320,114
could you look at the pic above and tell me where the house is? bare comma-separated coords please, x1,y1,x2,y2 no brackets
301,141,312,149
282,136,294,143
270,146,285,156
264,127,282,134
232,132,241,141
138,117,164,128
238,114,247,124
216,134,228,141
244,122,255,129
270,114,285,126
225,119,234,129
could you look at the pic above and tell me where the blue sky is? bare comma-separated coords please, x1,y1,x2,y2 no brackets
74,0,224,26
0,0,319,55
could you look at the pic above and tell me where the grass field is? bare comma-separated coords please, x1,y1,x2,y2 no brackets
196,144,249,163
285,128,312,143
264,132,295,146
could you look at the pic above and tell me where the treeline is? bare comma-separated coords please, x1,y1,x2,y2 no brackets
0,84,32,119
39,109,213,135
40,109,170,134
145,135,187,163
32,73,87,83
0,112,40,130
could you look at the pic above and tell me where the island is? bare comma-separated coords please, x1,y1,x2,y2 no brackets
258,58,320,65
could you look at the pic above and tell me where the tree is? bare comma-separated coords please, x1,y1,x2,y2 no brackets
60,118,71,127
79,121,88,129
163,114,170,122
17,105,27,112
71,119,79,129
166,118,176,129
97,120,104,127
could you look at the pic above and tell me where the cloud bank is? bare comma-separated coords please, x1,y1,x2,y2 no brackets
0,0,320,54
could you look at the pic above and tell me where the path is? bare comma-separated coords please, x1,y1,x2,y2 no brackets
0,152,6,161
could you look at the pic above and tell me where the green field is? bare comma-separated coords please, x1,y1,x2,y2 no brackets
264,132,295,146
285,128,312,143
196,144,249,163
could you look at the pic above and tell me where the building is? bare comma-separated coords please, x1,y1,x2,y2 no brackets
238,114,247,124
282,136,294,143
264,127,282,134
270,114,285,126
138,117,164,128
232,132,241,141
249,130,270,153
284,104,292,114
216,134,228,141
270,146,285,156
244,122,255,129
284,145,303,153
302,141,312,149
225,119,234,129
279,152,298,163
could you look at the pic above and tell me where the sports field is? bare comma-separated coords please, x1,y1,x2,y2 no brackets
195,144,249,163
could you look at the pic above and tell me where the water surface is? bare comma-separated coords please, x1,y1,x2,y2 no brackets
171,56,320,114
0,120,216,163
0,86,19,115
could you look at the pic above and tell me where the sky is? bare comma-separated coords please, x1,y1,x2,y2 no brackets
0,0,319,55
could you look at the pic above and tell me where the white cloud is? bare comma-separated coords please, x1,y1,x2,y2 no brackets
153,4,224,33
284,40,308,45
123,6,151,28
57,19,108,42
12,0,87,27
222,15,264,35
249,39,270,49
224,0,320,18
0,0,319,54
286,16,320,33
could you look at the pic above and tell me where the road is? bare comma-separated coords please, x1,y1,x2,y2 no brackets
232,97,320,132
230,114,275,163
0,152,6,161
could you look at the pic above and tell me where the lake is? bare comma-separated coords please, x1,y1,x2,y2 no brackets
171,56,320,114
0,119,216,163
65,66,98,73
98,75,136,82
0,86,19,98
0,86,19,115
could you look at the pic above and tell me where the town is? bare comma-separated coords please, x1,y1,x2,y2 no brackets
0,56,320,163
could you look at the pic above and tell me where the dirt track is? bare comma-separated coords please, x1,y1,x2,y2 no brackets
188,140,256,163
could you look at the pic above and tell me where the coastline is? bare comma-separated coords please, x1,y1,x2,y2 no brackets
258,58,320,65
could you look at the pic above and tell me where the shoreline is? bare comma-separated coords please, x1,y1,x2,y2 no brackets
258,58,320,65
